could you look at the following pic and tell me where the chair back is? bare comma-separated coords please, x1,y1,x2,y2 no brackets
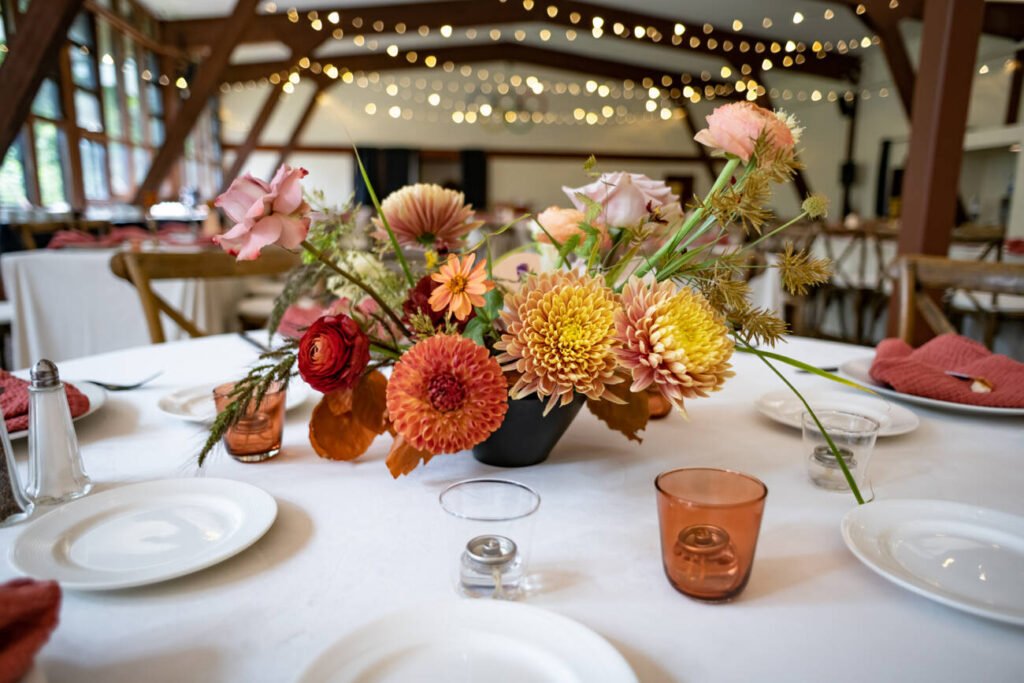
895,255,1024,345
110,247,298,343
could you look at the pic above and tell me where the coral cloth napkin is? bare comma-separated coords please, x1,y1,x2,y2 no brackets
869,334,1024,408
0,579,61,683
46,230,98,249
0,371,90,433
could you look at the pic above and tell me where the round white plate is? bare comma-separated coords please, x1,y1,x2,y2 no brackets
840,357,1024,416
7,381,107,441
10,478,277,591
842,499,1024,625
755,388,919,437
297,601,638,683
157,380,312,423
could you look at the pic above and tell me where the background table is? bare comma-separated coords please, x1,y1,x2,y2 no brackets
2,334,1022,682
1,248,247,368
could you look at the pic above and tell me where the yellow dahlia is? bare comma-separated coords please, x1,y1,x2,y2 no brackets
614,277,734,414
386,334,508,454
495,271,622,414
429,253,493,321
372,183,485,250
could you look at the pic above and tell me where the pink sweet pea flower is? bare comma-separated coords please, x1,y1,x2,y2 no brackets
562,172,678,228
213,165,312,260
693,102,796,164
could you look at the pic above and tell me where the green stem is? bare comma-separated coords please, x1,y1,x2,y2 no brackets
736,338,865,504
369,343,402,360
352,148,415,287
633,156,741,280
740,210,809,253
300,240,412,338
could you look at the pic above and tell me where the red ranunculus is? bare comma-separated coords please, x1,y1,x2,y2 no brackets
298,315,370,393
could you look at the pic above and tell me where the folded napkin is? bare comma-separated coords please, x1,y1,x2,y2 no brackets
870,334,1024,408
46,230,98,250
0,371,90,433
97,226,151,247
0,579,61,683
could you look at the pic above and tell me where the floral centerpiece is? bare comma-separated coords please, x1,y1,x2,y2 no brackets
202,102,867,503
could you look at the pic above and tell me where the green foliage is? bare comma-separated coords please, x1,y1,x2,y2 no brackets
198,343,298,467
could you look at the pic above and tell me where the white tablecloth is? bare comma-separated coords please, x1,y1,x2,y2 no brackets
1,334,1022,682
1,249,249,368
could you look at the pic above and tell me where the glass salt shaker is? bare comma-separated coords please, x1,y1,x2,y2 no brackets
0,389,33,526
26,359,92,505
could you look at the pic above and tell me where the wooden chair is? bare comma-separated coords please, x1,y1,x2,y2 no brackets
110,247,299,344
895,255,1024,346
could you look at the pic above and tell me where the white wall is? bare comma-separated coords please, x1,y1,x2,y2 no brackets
219,29,1023,228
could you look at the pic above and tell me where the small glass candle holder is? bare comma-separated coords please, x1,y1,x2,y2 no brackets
439,479,540,600
802,410,879,491
656,468,768,602
212,381,286,462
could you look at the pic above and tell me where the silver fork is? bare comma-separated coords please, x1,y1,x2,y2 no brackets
83,371,163,391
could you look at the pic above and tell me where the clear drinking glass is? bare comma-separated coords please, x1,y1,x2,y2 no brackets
656,468,768,601
212,381,286,462
439,479,540,600
802,410,879,491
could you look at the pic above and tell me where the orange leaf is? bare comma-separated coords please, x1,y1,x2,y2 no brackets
385,435,434,478
587,382,649,443
309,397,378,461
325,387,354,415
351,370,389,435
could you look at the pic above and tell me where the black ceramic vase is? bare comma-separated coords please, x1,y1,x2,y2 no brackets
472,395,585,467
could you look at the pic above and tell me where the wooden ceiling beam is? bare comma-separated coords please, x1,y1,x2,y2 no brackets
0,0,84,164
222,43,742,101
165,0,860,81
134,0,260,205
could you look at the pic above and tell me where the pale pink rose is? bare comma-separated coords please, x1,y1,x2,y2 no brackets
535,206,611,248
562,172,678,228
214,165,311,261
693,102,795,164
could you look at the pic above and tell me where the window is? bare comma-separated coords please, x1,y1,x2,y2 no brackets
0,0,223,210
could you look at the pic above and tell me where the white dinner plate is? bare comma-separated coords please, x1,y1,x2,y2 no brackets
755,388,919,437
839,357,1024,416
842,499,1024,625
10,478,277,591
297,601,638,683
157,380,312,423
7,381,107,441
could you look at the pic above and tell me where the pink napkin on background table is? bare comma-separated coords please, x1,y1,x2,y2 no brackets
869,334,1024,408
46,229,98,249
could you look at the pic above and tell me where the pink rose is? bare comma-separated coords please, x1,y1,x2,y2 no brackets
562,172,678,228
535,206,611,248
693,102,795,164
213,165,311,261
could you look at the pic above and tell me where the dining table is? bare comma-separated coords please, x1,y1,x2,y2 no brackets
0,247,248,368
1,333,1022,683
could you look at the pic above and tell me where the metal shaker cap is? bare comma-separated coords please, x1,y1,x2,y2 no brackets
465,534,517,567
30,359,61,388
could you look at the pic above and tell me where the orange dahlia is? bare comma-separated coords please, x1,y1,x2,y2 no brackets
613,277,734,414
371,183,485,250
495,271,622,414
386,334,508,454
429,253,493,321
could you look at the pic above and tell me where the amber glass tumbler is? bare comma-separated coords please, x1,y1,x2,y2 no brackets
655,468,768,601
213,381,286,462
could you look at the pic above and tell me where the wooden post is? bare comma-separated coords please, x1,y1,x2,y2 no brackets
0,0,84,162
886,0,986,341
1006,49,1024,125
272,81,326,172
133,0,259,205
221,84,284,192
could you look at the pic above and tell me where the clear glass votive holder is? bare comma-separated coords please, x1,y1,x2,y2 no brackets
656,468,768,602
212,381,286,462
802,410,879,491
439,479,540,600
